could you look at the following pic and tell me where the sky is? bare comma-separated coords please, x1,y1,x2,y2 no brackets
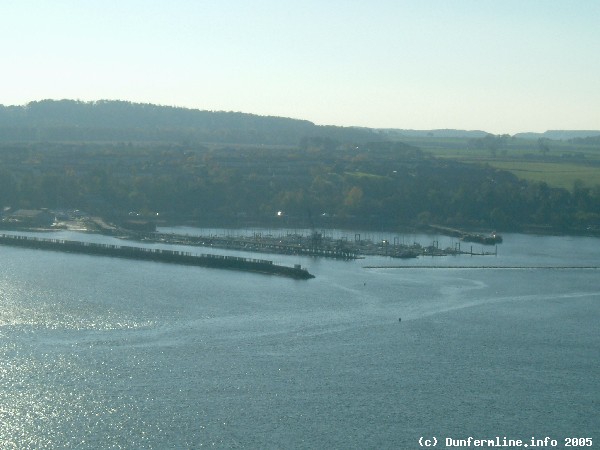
1,0,599,134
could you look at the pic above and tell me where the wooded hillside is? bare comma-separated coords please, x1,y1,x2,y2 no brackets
1,100,599,234
0,100,377,146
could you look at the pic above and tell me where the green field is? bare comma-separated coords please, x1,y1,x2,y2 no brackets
400,136,600,191
484,161,600,190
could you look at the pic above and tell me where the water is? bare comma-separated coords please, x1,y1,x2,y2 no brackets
0,231,598,448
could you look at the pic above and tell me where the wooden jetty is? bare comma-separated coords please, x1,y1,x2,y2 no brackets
148,232,358,260
0,234,315,279
124,230,498,260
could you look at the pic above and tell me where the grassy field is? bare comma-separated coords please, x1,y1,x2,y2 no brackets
482,161,600,190
401,136,600,191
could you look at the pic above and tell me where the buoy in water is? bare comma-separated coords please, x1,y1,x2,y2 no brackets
398,318,401,322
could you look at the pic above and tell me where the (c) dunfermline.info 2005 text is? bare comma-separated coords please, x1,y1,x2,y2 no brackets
418,436,593,447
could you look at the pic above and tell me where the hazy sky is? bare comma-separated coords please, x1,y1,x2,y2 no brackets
2,0,599,134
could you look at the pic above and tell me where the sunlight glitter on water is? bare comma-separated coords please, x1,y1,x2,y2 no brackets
0,231,598,448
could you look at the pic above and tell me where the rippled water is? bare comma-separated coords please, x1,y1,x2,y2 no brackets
1,231,599,448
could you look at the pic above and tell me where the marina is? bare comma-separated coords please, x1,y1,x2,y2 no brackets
128,229,499,260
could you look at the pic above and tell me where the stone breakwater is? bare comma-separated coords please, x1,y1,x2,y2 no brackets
0,234,315,279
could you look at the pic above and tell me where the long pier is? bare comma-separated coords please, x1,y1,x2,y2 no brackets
0,234,314,279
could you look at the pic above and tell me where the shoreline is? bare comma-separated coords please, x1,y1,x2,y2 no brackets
2,219,600,240
2,209,599,241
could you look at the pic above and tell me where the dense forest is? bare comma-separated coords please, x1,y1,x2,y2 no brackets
0,100,377,146
0,100,599,234
1,140,599,233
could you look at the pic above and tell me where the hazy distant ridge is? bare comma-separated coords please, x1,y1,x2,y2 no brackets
377,129,489,138
514,130,600,140
1,100,598,144
383,129,600,140
0,100,377,145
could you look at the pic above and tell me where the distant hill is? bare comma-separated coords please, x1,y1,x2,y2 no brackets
1,100,596,145
0,100,378,146
384,129,600,141
514,130,600,140
377,128,489,139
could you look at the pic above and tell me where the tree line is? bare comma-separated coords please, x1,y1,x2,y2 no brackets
0,100,377,146
1,141,599,233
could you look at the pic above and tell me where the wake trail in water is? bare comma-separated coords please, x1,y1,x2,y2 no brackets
406,290,600,321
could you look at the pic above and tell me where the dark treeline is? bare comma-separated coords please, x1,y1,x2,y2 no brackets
570,135,600,146
1,140,599,233
0,100,377,146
